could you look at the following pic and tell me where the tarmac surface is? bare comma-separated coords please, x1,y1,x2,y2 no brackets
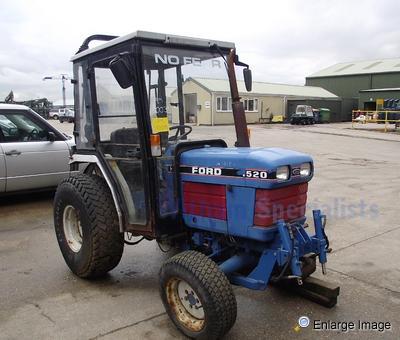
1,121,399,339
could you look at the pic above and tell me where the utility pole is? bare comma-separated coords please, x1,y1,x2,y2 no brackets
43,74,70,108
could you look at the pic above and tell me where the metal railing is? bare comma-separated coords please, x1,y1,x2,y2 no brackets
352,110,400,132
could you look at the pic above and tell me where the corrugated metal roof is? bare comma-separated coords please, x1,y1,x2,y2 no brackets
189,77,338,98
308,57,400,78
359,87,400,92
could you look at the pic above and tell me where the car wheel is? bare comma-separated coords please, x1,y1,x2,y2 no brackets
160,251,237,340
53,115,58,120
54,174,124,278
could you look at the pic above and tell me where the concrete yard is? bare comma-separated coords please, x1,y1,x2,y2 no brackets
1,121,399,339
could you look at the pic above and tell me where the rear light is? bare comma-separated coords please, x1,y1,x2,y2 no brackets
150,134,161,156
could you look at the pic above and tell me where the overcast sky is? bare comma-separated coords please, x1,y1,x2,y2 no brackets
1,0,399,103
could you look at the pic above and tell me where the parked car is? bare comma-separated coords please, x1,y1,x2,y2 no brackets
59,108,75,123
49,109,61,120
0,104,76,194
49,108,74,121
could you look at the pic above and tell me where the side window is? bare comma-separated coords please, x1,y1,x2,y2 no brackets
94,67,137,142
0,112,49,143
75,63,96,149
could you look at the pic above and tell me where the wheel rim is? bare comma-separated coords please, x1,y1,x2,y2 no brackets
166,277,205,332
63,205,83,252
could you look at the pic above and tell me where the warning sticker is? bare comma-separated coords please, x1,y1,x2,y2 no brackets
151,117,170,133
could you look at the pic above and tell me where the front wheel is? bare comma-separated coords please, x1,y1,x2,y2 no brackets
159,251,237,339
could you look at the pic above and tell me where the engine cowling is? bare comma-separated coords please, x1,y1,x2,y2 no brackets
179,147,313,240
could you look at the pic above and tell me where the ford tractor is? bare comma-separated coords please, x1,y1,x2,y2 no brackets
54,31,338,339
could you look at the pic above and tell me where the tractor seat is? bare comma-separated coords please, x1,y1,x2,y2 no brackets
110,127,140,145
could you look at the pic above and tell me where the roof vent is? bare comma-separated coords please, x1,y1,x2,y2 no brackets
334,64,354,72
363,61,382,70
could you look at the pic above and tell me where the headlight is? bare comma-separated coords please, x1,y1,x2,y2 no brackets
276,166,289,180
300,162,311,176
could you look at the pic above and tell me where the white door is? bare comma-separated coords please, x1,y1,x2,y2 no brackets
0,144,6,192
0,110,71,192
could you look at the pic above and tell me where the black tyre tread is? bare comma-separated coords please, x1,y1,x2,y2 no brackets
161,250,237,339
55,174,123,278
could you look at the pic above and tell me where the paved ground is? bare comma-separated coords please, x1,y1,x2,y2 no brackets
1,121,399,339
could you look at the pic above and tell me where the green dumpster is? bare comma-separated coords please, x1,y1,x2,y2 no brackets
319,108,331,123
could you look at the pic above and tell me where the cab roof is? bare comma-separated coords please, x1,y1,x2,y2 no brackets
71,31,235,62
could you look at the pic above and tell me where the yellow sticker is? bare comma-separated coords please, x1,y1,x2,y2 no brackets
376,98,384,105
151,117,170,133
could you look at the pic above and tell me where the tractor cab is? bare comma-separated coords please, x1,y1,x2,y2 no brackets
70,31,253,237
54,31,338,339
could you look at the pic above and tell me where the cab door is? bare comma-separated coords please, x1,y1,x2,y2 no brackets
91,55,149,231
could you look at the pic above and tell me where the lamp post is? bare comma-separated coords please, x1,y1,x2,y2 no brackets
43,74,70,108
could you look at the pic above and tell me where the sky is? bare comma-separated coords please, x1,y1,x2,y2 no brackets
1,0,399,103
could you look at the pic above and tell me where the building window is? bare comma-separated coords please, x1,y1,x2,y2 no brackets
216,96,232,112
243,98,258,112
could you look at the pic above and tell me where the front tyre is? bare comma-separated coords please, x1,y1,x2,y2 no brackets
54,174,124,278
159,251,237,339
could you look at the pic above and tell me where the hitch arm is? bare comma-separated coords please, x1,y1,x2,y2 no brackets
312,210,328,273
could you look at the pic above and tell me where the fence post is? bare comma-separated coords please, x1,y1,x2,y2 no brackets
384,111,388,132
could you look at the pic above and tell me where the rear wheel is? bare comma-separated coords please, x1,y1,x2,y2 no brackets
53,114,58,120
159,251,237,339
54,174,124,278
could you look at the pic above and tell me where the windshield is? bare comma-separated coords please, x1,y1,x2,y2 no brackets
142,45,235,147
296,106,306,113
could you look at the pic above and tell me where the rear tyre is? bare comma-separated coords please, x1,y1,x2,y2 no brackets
159,251,237,340
54,174,123,278
53,115,58,120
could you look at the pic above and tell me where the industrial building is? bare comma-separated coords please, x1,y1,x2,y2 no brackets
306,57,400,113
170,77,337,125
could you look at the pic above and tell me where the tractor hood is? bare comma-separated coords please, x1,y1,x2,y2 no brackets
179,147,313,189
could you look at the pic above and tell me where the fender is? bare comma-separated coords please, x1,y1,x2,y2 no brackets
69,154,124,231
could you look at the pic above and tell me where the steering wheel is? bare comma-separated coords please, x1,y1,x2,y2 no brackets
27,128,39,141
168,125,192,142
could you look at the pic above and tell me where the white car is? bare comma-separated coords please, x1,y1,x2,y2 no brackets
0,104,76,194
49,108,73,120
59,108,75,123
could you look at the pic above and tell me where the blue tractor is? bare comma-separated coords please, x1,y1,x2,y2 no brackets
54,31,338,339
